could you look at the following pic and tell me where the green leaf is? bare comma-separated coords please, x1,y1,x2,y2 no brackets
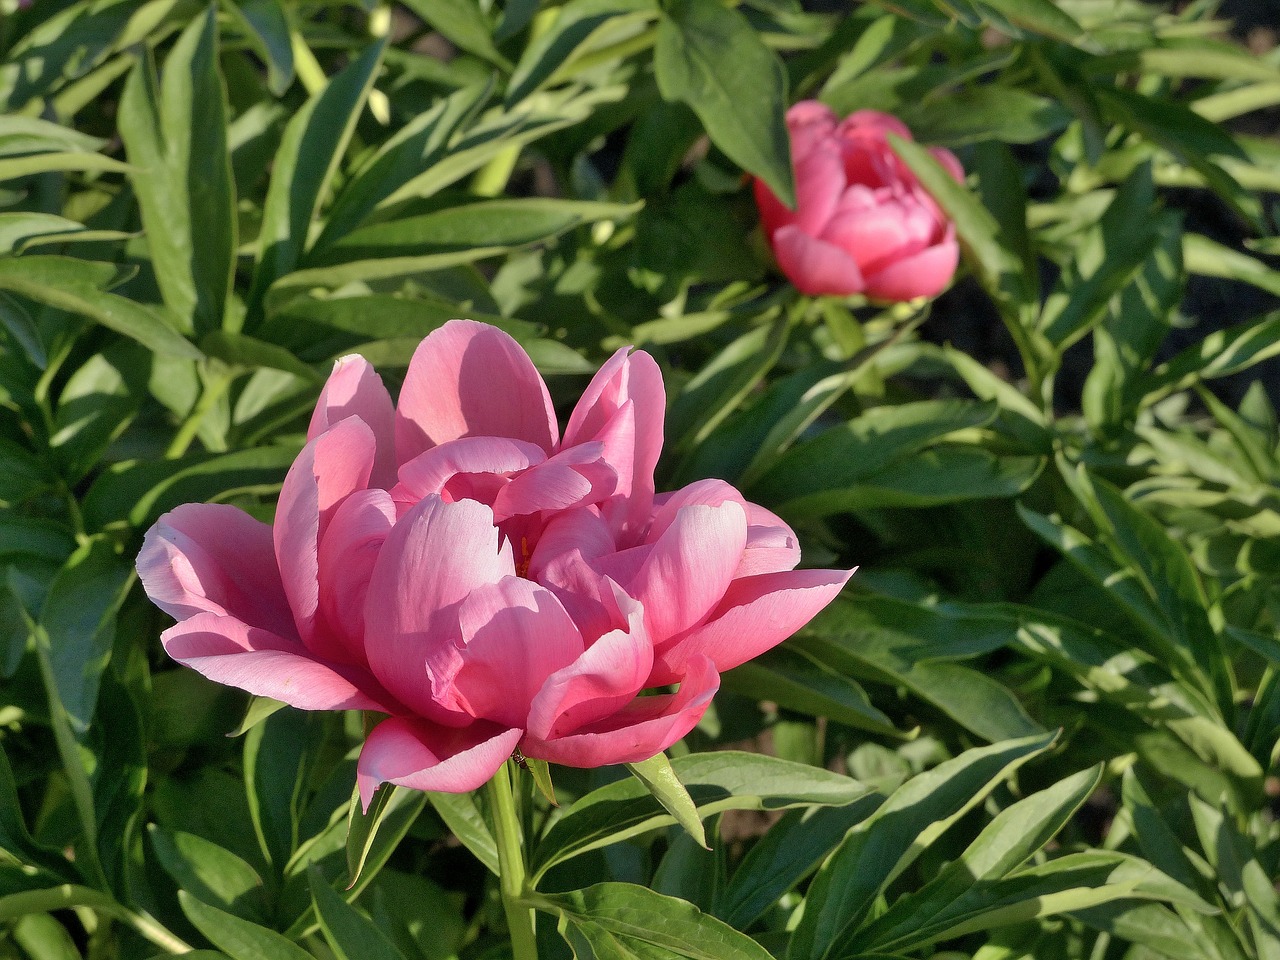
624,753,707,850
309,866,408,960
655,0,794,206
400,0,510,68
180,891,313,960
850,765,1104,953
971,0,1084,41
907,85,1069,147
0,151,131,181
1183,233,1280,297
250,41,386,313
118,7,236,336
0,257,200,358
789,732,1056,960
201,331,322,382
533,752,869,881
149,826,267,921
1143,308,1280,397
526,882,775,960
223,0,295,96
717,801,881,930
0,743,73,879
0,115,106,155
244,708,317,867
525,757,558,806
506,0,657,105
345,785,427,890
427,790,499,876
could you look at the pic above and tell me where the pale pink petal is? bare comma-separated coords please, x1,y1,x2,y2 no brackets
650,567,855,684
395,320,558,463
315,489,396,665
392,436,546,512
357,717,522,806
862,238,959,302
644,479,746,544
433,577,585,729
526,590,652,740
308,355,397,488
625,501,747,643
528,506,617,577
523,656,719,767
363,496,514,720
162,612,396,713
930,146,965,183
493,442,617,521
563,348,665,533
740,502,802,577
786,100,839,161
771,225,865,297
138,503,294,638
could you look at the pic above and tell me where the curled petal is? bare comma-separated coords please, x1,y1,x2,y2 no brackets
275,418,376,652
626,500,748,642
434,577,585,729
493,442,617,521
395,320,558,463
138,503,294,638
771,225,864,297
364,496,514,720
523,656,719,767
309,355,397,488
527,589,652,740
650,567,855,684
393,436,546,512
162,612,396,713
357,717,522,807
862,237,959,302
316,489,396,665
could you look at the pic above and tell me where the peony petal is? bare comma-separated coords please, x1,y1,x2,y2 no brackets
771,225,864,297
791,144,846,237
786,100,839,161
526,589,652,740
162,612,396,713
275,417,376,653
315,488,396,665
433,577,585,729
625,500,747,643
820,203,916,276
930,146,966,183
357,717,522,807
392,436,546,512
862,238,959,302
740,502,802,577
363,496,514,721
395,319,558,463
493,441,617,522
522,656,719,767
309,355,397,488
138,503,294,638
650,567,855,684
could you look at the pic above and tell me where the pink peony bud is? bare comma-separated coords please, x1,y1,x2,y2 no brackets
754,101,963,302
138,321,854,801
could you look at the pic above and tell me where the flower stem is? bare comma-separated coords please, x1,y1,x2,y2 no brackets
486,762,538,960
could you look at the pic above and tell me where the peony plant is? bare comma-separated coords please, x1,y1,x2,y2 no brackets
754,101,963,301
137,320,853,802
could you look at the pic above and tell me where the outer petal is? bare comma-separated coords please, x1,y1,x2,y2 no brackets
308,355,397,488
523,656,719,767
395,319,558,462
786,100,839,161
315,488,396,664
649,567,855,684
648,482,799,577
433,577,585,729
357,717,522,807
526,590,652,740
138,503,294,638
162,612,396,712
625,500,747,643
862,238,959,302
771,225,864,297
275,417,376,653
820,204,916,276
363,496,515,720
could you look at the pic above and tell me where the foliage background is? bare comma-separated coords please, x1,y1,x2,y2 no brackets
1,0,1280,958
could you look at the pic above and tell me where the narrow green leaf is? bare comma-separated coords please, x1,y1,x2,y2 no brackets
118,7,235,336
180,891,313,960
250,41,386,313
309,866,408,960
400,0,510,68
655,0,793,206
201,331,322,382
526,882,775,960
1143,309,1280,397
625,753,707,850
427,791,500,876
525,757,558,806
149,826,267,921
789,733,1056,960
223,0,295,96
344,784,426,890
0,257,200,359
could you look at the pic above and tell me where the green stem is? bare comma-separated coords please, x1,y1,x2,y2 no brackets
486,763,538,960
165,370,232,459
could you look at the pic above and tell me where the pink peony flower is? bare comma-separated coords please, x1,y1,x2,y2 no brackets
754,101,963,302
138,320,853,802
